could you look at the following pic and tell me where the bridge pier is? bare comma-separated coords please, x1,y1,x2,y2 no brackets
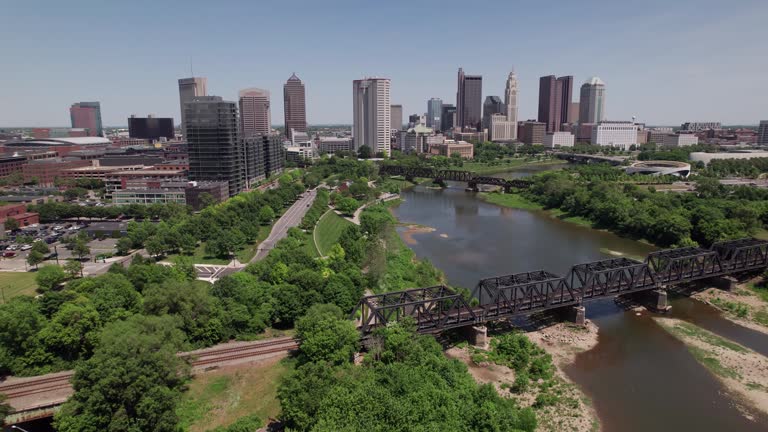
503,185,512,193
568,305,586,326
652,289,671,313
467,182,479,192
405,175,414,183
711,275,738,292
464,325,488,349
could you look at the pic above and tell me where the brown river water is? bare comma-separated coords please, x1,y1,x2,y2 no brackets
391,164,768,431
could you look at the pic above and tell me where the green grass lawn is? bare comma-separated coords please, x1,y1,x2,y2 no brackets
177,357,293,432
0,271,38,302
478,192,543,210
167,224,273,265
314,211,353,256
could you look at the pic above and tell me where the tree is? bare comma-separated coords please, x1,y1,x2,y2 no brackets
36,265,67,290
143,280,223,346
0,393,12,424
54,315,189,432
335,197,359,216
31,240,50,255
259,205,276,225
27,250,45,269
357,145,372,159
115,237,133,255
296,304,359,365
4,217,19,232
145,236,167,257
37,301,101,362
73,238,90,260
64,260,83,279
198,192,216,209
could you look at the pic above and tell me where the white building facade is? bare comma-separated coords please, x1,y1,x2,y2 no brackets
489,114,515,142
662,134,699,147
353,78,391,156
591,121,637,150
504,70,518,140
544,132,575,148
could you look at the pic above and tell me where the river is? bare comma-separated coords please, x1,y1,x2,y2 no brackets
390,164,768,431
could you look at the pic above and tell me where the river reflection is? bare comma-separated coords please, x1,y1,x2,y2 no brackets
391,167,768,432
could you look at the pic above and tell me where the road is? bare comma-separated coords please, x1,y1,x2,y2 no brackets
250,188,317,263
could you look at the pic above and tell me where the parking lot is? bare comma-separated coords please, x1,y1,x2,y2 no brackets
0,223,120,273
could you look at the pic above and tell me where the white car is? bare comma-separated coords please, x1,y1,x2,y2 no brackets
20,244,32,251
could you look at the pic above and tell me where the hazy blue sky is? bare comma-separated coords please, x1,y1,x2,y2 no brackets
2,0,767,127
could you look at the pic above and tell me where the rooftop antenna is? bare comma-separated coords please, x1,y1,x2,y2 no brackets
190,57,194,77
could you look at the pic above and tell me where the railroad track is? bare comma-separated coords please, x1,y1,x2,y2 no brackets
0,338,298,402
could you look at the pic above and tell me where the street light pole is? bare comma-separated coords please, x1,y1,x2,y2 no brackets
12,425,32,432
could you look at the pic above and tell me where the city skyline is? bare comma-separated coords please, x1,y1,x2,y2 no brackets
2,0,767,127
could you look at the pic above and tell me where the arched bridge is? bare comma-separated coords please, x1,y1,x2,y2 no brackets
379,165,532,192
354,238,768,335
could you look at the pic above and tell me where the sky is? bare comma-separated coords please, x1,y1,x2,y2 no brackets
2,0,767,127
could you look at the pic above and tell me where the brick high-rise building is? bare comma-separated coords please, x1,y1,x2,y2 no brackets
456,68,482,131
70,102,103,136
239,88,271,138
537,75,573,133
185,96,243,196
283,73,307,140
520,121,546,145
178,77,207,135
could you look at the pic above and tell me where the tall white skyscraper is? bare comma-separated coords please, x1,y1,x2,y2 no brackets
239,88,271,138
579,77,606,124
178,77,207,135
353,78,391,156
489,70,518,142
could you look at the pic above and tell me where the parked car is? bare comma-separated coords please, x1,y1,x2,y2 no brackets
20,244,32,251
3,251,17,258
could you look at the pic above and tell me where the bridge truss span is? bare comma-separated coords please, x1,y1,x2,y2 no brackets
354,238,768,335
357,286,478,334
477,270,578,318
379,164,531,191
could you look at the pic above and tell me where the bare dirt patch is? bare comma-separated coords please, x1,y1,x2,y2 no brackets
655,317,768,417
447,323,600,432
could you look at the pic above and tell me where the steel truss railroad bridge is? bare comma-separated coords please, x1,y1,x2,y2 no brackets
379,165,531,192
354,238,768,335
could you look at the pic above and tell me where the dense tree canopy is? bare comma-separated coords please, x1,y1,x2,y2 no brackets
54,315,189,432
279,319,537,432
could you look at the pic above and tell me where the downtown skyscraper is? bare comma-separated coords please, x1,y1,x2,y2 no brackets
456,68,482,131
239,88,271,138
69,102,103,136
353,78,391,156
579,77,606,124
427,98,442,131
538,75,573,132
185,96,243,196
178,77,207,135
504,70,518,141
391,104,403,131
283,73,307,140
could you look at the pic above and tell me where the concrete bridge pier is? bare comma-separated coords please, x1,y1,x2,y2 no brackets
464,325,488,349
467,181,479,192
433,178,447,188
569,305,586,326
711,275,738,292
652,289,671,313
